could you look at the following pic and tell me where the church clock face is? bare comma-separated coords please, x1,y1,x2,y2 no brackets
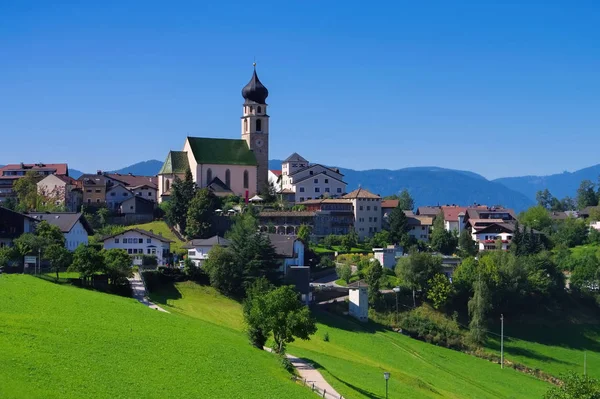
255,138,264,148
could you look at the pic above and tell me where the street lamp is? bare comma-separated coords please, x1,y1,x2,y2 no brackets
393,286,401,326
383,372,390,399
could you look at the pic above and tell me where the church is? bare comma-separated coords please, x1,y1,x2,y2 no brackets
157,65,270,202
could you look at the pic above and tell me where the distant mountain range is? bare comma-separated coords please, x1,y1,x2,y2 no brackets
493,164,600,202
64,159,600,213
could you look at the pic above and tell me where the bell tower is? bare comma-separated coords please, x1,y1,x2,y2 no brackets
241,63,269,194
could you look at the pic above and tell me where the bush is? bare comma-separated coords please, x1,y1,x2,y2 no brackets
319,256,335,269
399,306,466,350
279,354,294,374
323,332,330,342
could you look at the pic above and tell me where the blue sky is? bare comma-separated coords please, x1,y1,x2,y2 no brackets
1,1,599,179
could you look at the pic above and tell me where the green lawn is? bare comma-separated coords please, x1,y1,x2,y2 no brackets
570,243,600,258
129,220,186,253
0,275,311,399
312,245,369,254
147,279,551,398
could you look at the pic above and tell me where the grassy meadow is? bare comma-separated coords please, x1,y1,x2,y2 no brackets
129,220,186,253
150,280,552,398
0,275,311,399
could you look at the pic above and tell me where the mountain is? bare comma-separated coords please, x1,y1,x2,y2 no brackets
494,164,600,201
269,160,534,212
69,160,163,179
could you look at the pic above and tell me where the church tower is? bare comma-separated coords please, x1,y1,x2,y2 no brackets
241,63,269,194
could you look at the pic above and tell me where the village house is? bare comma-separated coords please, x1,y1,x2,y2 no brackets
342,188,382,240
407,215,434,242
184,235,231,267
0,207,37,248
102,228,173,266
301,199,355,236
36,174,82,212
27,212,93,251
268,234,305,276
0,163,69,204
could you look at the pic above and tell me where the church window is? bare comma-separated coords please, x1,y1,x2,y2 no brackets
256,119,262,131
244,119,248,132
257,106,262,113
165,180,170,192
250,106,254,113
243,170,249,189
206,168,212,183
225,169,231,188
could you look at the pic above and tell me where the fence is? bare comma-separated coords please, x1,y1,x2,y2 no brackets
290,375,344,399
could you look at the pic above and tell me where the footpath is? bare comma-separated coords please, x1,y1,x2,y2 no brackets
128,272,168,313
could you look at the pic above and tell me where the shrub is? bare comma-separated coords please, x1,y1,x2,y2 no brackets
323,332,330,342
279,354,294,374
399,306,466,350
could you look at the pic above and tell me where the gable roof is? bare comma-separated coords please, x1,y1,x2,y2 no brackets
107,173,158,188
283,153,308,163
27,212,94,235
289,163,343,178
158,151,190,175
186,137,257,166
416,206,442,216
293,170,347,185
78,174,109,186
381,200,399,209
342,188,380,199
207,177,234,195
270,170,282,176
442,206,468,222
102,228,174,243
184,235,231,248
267,234,299,258
407,215,434,226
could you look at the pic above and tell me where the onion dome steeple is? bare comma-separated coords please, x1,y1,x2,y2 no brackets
242,63,269,104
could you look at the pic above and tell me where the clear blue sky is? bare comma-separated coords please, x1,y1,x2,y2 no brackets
1,1,599,179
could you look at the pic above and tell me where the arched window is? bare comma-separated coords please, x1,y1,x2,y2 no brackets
206,168,212,184
165,179,170,192
244,119,248,132
257,106,262,114
256,119,262,131
250,106,254,114
243,170,249,189
225,169,231,188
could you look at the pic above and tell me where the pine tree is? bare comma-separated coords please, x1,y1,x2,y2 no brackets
388,205,409,245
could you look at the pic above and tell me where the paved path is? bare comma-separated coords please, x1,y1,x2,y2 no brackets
128,273,169,313
264,347,342,398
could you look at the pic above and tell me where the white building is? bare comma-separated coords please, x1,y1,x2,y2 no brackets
407,215,433,242
106,184,133,211
102,228,173,265
349,286,369,322
342,188,382,240
268,234,305,276
373,246,400,269
184,235,231,267
27,212,93,251
279,153,347,203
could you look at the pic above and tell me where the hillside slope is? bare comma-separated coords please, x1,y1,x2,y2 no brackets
494,163,600,201
0,276,311,399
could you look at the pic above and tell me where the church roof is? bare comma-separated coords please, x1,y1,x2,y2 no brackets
158,151,189,175
186,137,257,166
284,152,308,163
242,66,269,104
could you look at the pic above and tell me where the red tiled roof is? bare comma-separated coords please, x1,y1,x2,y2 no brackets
342,188,380,199
106,173,158,188
441,206,468,222
270,170,282,176
0,163,68,176
381,200,398,209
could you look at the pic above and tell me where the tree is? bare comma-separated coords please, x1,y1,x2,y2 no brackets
577,180,598,210
589,207,600,222
396,252,442,307
388,205,409,245
519,205,553,234
570,251,600,292
536,189,554,209
101,248,133,285
14,233,48,259
203,245,244,297
365,260,384,308
12,171,39,211
369,230,390,249
341,230,358,252
561,196,577,211
243,277,273,348
185,188,217,238
167,168,196,232
297,224,311,244
397,189,415,211
458,229,478,257
0,246,19,268
258,285,317,354
430,214,457,255
427,273,452,309
544,372,600,399
553,217,589,248
70,244,104,284
96,207,110,228
335,263,352,284
468,275,491,346
183,257,199,279
227,213,280,290
43,244,72,281
36,220,66,246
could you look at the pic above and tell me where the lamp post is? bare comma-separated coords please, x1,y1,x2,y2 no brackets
383,372,390,399
393,286,401,326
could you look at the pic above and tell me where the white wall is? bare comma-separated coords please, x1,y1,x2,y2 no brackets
352,198,382,239
187,244,215,267
349,287,369,322
473,231,512,251
106,185,133,210
281,240,305,275
373,248,396,269
409,225,430,242
64,221,89,251
103,231,171,265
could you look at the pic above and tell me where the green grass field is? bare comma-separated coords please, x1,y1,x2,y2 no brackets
0,275,311,399
311,245,369,254
150,280,551,398
129,220,186,253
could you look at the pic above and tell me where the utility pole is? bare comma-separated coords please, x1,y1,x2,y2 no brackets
500,314,504,369
585,351,587,376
